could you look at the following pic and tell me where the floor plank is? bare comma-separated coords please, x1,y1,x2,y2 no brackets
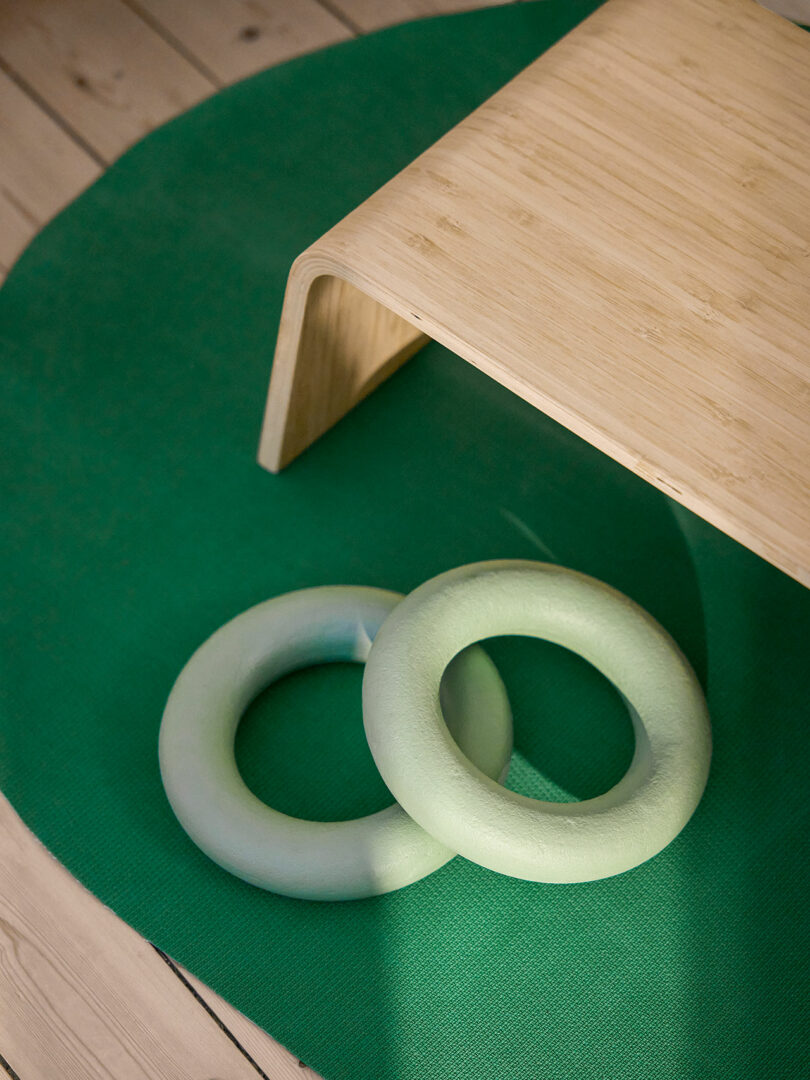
130,0,353,86
174,961,324,1078
322,0,512,33
0,792,288,1080
0,67,100,270
0,0,215,164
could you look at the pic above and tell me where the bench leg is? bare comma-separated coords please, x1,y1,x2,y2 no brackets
258,270,428,472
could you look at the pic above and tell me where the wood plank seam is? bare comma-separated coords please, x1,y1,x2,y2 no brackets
151,948,275,1079
0,65,103,272
313,0,364,35
0,0,216,163
0,54,105,168
0,184,38,228
120,0,225,89
0,1052,22,1080
129,0,355,87
0,788,310,1079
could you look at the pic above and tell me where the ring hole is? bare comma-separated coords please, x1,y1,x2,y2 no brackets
482,636,635,802
235,662,392,821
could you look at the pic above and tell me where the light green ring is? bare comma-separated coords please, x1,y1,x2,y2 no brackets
363,561,712,884
159,586,513,901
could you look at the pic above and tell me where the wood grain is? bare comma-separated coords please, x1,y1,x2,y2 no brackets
324,0,512,33
131,0,353,85
0,68,100,271
0,0,214,163
176,962,324,1078
0,791,295,1079
261,272,428,464
260,0,810,588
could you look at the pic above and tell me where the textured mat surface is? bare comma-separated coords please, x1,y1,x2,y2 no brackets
1,2,808,1077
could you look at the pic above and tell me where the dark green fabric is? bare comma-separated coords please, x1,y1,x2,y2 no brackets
1,3,808,1077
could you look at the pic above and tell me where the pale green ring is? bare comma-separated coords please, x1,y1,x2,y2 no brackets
159,586,513,901
363,561,712,884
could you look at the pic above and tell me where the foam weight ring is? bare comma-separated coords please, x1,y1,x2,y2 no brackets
363,561,712,884
159,586,512,901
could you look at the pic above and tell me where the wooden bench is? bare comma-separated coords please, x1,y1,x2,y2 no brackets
259,0,810,588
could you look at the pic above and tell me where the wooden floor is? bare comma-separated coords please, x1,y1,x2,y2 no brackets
0,1,807,1077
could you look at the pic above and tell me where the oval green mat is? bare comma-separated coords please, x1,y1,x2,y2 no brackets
1,3,808,1077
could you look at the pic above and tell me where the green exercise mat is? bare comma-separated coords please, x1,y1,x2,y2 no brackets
2,2,808,1076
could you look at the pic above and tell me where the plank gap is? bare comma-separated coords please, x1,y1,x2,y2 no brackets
131,1,355,85
0,0,215,163
314,0,364,34
0,183,39,228
322,0,515,34
151,947,274,1080
0,791,287,1079
120,0,225,89
0,54,106,168
0,1053,23,1080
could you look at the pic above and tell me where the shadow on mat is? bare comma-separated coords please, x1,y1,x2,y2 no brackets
228,393,711,1078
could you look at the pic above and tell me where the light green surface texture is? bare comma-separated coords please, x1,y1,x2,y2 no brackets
159,586,513,900
1,2,809,1077
363,561,711,882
